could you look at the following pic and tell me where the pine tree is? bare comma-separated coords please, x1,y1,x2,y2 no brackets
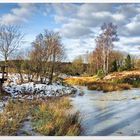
124,54,132,70
111,60,118,72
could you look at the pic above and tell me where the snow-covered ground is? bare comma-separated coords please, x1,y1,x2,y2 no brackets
5,73,35,85
2,73,77,100
0,102,4,113
4,82,77,99
5,73,70,85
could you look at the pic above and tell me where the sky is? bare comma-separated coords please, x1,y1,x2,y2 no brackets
0,3,140,61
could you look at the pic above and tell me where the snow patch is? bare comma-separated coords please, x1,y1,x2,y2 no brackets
4,82,77,99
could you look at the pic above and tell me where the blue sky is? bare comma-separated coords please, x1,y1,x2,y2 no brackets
0,3,140,61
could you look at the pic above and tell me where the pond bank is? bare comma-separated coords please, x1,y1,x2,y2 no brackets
65,70,140,92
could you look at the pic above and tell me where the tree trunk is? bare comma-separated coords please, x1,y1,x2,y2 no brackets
4,54,8,66
19,72,23,83
106,50,109,74
48,62,55,85
48,51,56,85
103,47,106,74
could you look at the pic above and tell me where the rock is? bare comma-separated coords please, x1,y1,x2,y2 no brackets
78,91,84,96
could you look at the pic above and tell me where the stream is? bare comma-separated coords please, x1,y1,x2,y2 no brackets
71,87,140,136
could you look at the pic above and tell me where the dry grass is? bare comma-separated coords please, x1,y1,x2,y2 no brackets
0,100,32,135
0,97,81,136
103,70,140,88
32,97,81,136
65,70,140,92
64,75,99,86
65,74,132,92
104,70,140,81
88,81,132,92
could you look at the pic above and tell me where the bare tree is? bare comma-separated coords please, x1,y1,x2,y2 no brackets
44,30,65,84
30,33,46,80
95,23,119,74
0,25,24,64
30,30,65,84
71,55,84,76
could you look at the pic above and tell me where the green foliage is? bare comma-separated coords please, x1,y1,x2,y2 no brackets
111,60,118,72
118,66,125,72
116,54,133,72
124,54,132,70
97,69,105,78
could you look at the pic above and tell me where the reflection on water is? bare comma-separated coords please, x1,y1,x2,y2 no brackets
71,88,140,136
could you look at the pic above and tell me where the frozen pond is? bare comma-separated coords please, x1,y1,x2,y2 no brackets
71,87,140,136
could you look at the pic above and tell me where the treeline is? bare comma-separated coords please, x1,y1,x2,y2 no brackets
61,53,139,77
86,23,138,76
0,23,140,81
63,23,140,76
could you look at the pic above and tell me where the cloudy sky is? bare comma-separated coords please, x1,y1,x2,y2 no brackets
0,3,140,61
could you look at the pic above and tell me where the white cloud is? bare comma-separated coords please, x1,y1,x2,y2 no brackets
50,3,140,59
1,3,140,60
112,13,125,21
63,37,96,61
60,21,93,39
52,4,128,39
52,4,78,17
126,22,140,32
0,4,37,25
116,4,140,19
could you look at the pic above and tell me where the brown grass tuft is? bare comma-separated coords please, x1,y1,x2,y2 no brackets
32,97,81,136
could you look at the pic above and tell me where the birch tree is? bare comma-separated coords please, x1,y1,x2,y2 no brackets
95,23,119,74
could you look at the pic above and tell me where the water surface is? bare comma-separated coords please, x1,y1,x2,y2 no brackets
71,87,140,136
